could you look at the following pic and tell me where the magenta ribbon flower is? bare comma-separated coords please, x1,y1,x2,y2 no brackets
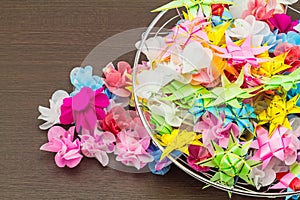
252,125,300,169
187,145,211,172
60,87,110,133
40,126,83,168
269,14,299,33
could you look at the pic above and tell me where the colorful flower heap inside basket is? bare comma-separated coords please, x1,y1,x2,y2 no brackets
38,0,300,198
133,0,300,197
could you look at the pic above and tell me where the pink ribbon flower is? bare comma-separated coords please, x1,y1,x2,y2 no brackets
60,87,110,133
114,126,153,170
80,127,116,167
102,61,132,97
252,125,300,169
274,43,300,72
242,0,276,22
194,112,240,150
40,126,83,168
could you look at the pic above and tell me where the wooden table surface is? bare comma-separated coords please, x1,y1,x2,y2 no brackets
1,1,299,199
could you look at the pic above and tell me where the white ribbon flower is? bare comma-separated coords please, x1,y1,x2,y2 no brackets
38,90,69,130
136,63,190,99
229,0,250,18
135,36,166,64
181,41,213,74
148,99,183,127
227,15,271,47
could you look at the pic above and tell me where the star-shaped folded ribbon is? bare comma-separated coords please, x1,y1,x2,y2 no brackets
251,53,292,78
150,114,173,135
205,22,231,46
158,129,202,161
223,103,256,133
271,162,300,199
263,67,300,92
211,34,270,66
170,12,209,46
252,126,299,169
258,94,300,135
198,132,261,187
152,0,233,18
161,80,205,107
189,98,219,122
198,68,261,108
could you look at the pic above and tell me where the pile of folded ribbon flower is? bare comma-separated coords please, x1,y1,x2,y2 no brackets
38,0,300,198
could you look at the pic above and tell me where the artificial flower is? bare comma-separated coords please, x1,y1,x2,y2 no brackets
152,0,233,18
135,63,185,99
189,96,218,122
211,34,270,66
198,69,260,108
288,83,300,106
251,53,292,78
38,90,69,130
227,15,271,47
194,112,239,149
135,36,167,64
250,164,276,190
150,114,173,135
102,62,132,97
181,41,213,73
252,125,300,169
269,14,299,33
187,145,211,172
159,129,202,160
273,172,300,198
148,99,183,127
168,13,209,47
287,31,300,46
263,67,300,92
80,127,115,167
198,133,261,187
211,4,229,17
242,0,277,22
258,94,300,135
263,30,288,53
147,144,181,175
60,87,110,132
229,0,249,18
211,8,233,26
273,44,300,74
274,44,300,71
114,126,153,170
70,65,103,96
40,126,83,168
223,103,256,133
161,80,204,105
100,106,130,135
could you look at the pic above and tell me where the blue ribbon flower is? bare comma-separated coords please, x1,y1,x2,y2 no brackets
147,144,181,175
70,65,103,96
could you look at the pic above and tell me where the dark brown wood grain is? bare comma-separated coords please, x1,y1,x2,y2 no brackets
0,1,299,199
